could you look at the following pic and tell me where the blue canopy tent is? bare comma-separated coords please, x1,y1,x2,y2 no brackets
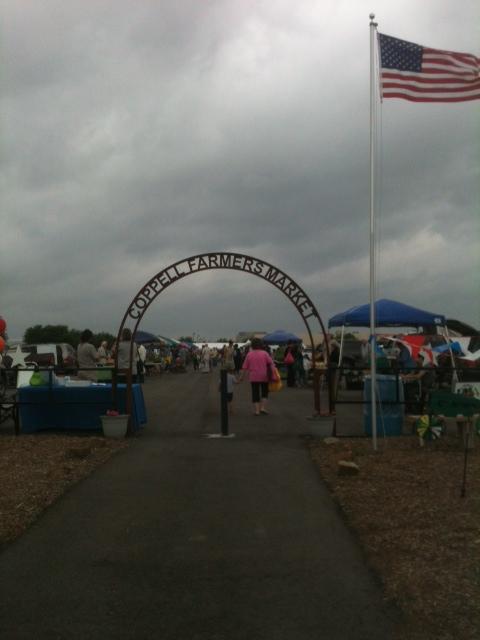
263,330,302,345
328,298,452,372
328,299,446,329
133,330,159,344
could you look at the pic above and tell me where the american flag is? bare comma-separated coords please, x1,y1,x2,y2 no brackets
378,33,480,103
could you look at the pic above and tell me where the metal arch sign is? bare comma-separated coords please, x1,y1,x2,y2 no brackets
126,253,322,326
116,252,330,416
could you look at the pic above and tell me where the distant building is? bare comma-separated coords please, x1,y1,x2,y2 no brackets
235,331,267,343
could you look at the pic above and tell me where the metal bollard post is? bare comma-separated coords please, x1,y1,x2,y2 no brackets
220,368,229,436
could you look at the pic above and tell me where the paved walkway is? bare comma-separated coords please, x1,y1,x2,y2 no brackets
0,371,400,639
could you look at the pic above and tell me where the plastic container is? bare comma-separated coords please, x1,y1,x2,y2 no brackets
363,374,404,436
310,416,335,438
101,414,129,438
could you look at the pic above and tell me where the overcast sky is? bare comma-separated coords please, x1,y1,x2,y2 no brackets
1,0,479,341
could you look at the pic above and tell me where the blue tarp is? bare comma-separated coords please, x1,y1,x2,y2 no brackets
133,330,159,344
328,299,446,328
263,330,302,345
432,341,463,355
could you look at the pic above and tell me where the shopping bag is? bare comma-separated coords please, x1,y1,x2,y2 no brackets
268,367,282,392
267,364,280,381
29,371,47,386
269,378,283,392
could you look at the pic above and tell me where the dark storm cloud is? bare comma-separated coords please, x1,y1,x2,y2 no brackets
0,0,478,339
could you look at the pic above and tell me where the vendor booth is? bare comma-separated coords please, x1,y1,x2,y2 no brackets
328,298,449,367
18,383,147,434
328,298,446,331
328,299,451,437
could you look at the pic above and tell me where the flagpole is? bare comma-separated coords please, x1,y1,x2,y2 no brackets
369,13,378,451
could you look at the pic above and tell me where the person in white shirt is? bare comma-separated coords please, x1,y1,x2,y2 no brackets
137,343,147,382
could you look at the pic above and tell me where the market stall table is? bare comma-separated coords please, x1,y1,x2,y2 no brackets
18,383,147,433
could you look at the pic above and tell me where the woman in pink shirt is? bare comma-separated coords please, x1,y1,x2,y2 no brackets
240,338,275,415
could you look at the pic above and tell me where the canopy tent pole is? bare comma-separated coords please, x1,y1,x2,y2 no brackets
443,325,459,386
338,325,345,368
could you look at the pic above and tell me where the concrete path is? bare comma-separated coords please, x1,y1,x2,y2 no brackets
0,371,400,639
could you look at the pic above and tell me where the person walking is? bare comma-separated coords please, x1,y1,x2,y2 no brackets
192,350,200,371
233,343,243,374
283,342,296,388
294,347,307,387
239,338,275,416
218,367,238,414
223,340,235,370
328,338,341,397
200,344,211,373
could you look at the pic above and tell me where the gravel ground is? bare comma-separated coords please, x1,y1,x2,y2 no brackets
309,434,480,640
0,433,128,549
1,406,478,639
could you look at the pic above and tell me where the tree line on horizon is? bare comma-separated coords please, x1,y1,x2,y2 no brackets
23,325,116,349
21,325,362,348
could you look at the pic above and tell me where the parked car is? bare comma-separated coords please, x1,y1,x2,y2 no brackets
3,343,77,377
